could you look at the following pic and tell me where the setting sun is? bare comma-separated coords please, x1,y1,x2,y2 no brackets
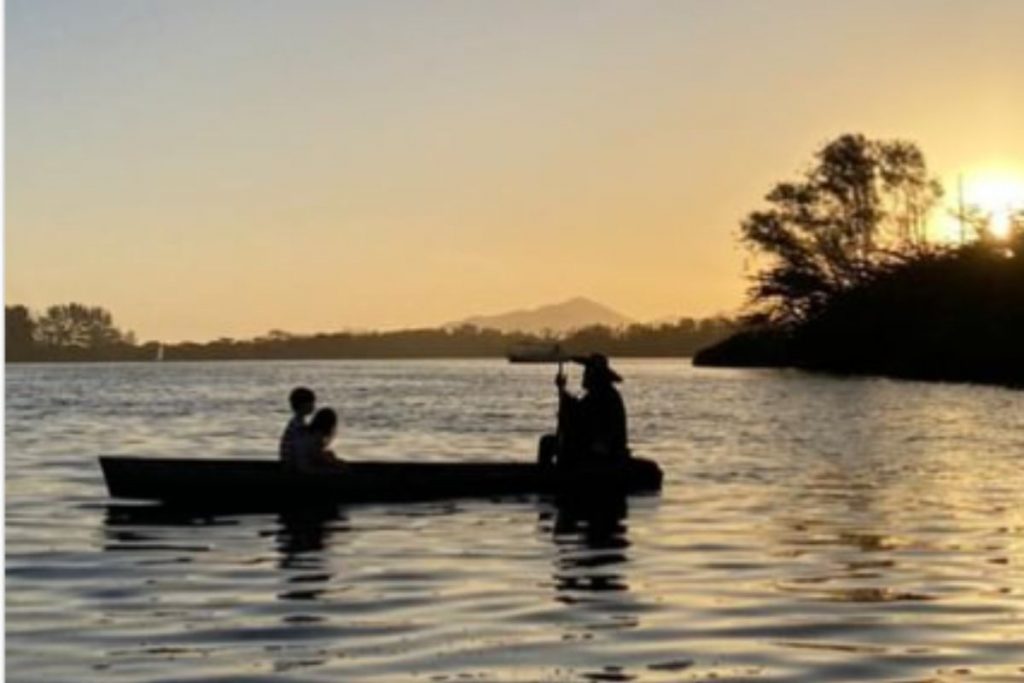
961,170,1024,238
933,168,1024,242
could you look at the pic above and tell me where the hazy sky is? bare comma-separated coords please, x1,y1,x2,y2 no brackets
8,0,1024,342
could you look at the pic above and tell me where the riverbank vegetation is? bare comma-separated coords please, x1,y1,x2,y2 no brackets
694,133,1024,385
5,304,736,362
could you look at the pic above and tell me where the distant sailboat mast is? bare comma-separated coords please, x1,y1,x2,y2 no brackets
155,344,164,362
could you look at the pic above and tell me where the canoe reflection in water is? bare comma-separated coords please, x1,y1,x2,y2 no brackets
102,503,228,553
100,496,643,679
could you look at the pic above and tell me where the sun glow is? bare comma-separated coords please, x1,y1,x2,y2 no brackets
956,170,1024,240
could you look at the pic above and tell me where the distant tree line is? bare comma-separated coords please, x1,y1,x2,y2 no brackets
6,304,738,362
6,303,144,362
695,132,1024,386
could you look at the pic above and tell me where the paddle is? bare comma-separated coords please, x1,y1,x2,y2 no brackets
507,343,572,465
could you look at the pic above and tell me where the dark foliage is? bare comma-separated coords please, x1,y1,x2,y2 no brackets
691,328,791,368
696,136,1024,385
784,238,1024,384
6,305,36,361
695,240,1024,385
741,133,941,325
696,132,1024,386
6,303,139,362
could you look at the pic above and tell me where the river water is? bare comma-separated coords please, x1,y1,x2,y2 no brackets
6,360,1024,681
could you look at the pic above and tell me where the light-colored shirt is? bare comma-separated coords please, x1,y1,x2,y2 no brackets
279,414,307,466
291,430,336,472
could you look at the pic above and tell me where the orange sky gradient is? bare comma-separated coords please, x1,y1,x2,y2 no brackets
7,1,1024,341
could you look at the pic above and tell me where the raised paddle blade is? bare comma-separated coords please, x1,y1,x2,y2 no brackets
506,343,568,363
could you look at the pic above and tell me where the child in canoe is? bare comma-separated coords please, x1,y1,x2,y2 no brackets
280,386,315,465
292,408,344,471
281,386,343,471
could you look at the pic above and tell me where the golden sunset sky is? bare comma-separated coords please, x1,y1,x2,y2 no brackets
7,0,1024,342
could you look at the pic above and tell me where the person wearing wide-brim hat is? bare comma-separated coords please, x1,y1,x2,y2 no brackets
573,352,623,385
550,353,630,465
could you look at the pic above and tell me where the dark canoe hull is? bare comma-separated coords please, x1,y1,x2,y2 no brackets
99,456,663,510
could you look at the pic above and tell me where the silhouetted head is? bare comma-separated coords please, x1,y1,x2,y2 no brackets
578,353,622,390
289,386,316,416
308,407,337,438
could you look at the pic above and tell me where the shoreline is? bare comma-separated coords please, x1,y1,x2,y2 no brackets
5,354,698,365
694,332,1024,390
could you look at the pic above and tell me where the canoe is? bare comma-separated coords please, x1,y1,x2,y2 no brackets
99,456,663,510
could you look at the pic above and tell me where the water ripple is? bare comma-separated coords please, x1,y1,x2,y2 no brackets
7,360,1024,681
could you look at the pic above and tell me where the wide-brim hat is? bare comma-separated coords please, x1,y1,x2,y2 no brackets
572,353,622,383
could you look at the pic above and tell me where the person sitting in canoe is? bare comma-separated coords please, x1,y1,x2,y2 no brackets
280,386,316,466
291,407,344,472
540,353,629,467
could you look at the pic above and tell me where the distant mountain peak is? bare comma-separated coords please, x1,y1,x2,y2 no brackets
449,297,634,334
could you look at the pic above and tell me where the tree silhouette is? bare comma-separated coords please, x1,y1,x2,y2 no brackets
696,138,1024,386
35,303,132,349
5,306,37,360
741,133,942,325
